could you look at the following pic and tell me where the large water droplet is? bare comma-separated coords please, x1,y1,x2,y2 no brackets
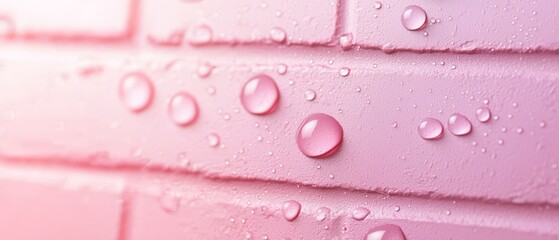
119,72,155,112
282,200,302,221
296,113,343,158
269,27,287,43
401,5,427,31
186,24,213,46
418,118,443,140
241,74,280,115
351,207,370,221
168,92,199,126
448,113,472,136
363,224,406,240
475,107,491,123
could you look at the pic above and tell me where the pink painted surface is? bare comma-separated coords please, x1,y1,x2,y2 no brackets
0,0,557,239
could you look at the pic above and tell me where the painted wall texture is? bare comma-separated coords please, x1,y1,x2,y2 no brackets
0,0,557,239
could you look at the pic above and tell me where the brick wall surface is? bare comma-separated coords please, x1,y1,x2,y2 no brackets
0,0,557,239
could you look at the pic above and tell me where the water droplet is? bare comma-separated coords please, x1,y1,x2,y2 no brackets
401,5,427,31
351,207,370,221
393,206,401,212
512,102,518,108
207,133,220,147
159,190,181,213
282,200,302,221
119,72,155,112
418,118,443,140
515,128,524,134
539,121,547,128
296,113,343,158
305,90,317,101
391,121,398,128
339,33,354,50
241,74,280,115
196,63,213,78
363,224,406,240
269,27,287,43
475,107,491,123
186,24,213,46
168,92,199,126
445,210,452,215
276,64,288,75
339,67,351,77
315,207,330,221
497,139,504,145
373,1,382,9
448,113,472,136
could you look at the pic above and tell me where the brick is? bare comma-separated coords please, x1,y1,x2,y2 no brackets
0,0,133,40
0,47,557,205
127,176,559,239
140,0,339,46
347,0,559,52
0,162,124,240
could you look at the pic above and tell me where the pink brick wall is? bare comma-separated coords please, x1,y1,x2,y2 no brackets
0,0,557,239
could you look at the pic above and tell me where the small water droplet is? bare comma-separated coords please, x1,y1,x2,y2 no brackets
393,205,401,212
168,92,199,126
373,1,382,9
539,121,547,128
269,27,287,43
339,67,351,77
296,113,343,158
351,207,370,221
159,189,181,213
276,64,288,75
448,113,472,136
497,139,504,145
515,127,524,134
402,5,428,31
241,74,280,115
391,121,398,128
186,24,213,45
418,118,443,140
207,133,220,147
119,72,155,112
339,33,354,50
282,200,302,221
315,207,330,221
196,62,213,78
476,107,491,123
445,210,452,215
364,224,406,240
305,90,317,101
512,102,518,108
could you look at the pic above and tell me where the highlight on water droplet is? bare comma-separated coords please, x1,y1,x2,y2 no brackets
401,5,427,31
119,72,155,112
207,133,220,148
339,33,354,50
296,113,343,158
475,107,491,123
448,113,472,136
351,207,370,221
363,224,406,240
315,207,331,221
282,200,302,221
168,92,199,126
269,27,287,43
241,74,280,115
186,24,213,46
418,118,443,140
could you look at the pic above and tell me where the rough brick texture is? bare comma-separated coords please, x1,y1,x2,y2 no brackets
0,0,557,239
